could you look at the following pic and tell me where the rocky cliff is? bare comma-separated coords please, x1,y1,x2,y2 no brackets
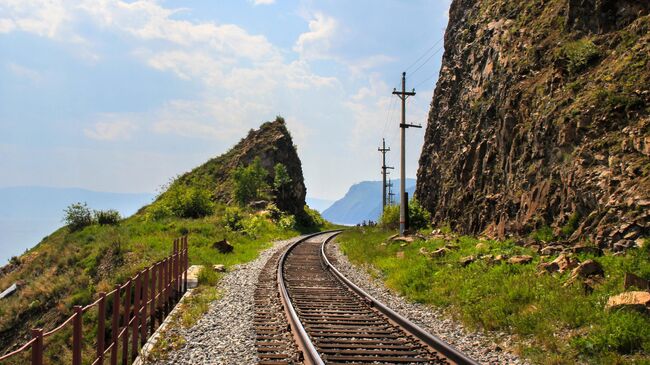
416,0,649,249
167,117,307,215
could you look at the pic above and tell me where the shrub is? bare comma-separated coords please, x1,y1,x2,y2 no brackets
224,206,244,231
168,187,214,218
94,209,121,225
530,226,555,242
63,202,93,231
408,199,431,230
561,212,581,237
147,203,172,220
302,205,325,227
273,163,292,198
278,214,296,230
379,199,431,230
558,38,600,75
232,157,270,205
379,205,400,229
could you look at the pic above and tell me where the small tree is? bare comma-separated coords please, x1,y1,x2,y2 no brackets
273,163,292,199
232,157,269,205
64,202,93,231
95,209,121,225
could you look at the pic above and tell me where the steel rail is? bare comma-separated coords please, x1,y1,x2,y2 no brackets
277,230,342,365
320,233,480,365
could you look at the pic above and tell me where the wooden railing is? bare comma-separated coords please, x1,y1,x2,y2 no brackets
0,236,189,365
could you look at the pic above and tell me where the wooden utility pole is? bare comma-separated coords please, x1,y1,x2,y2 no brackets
378,138,393,211
392,72,420,236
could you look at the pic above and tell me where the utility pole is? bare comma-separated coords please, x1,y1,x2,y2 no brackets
387,179,395,206
378,138,393,211
392,72,420,236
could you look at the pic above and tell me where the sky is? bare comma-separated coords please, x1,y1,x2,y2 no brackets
0,0,451,201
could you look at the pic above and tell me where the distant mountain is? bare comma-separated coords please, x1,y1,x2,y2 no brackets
306,197,334,213
0,186,154,264
322,179,416,225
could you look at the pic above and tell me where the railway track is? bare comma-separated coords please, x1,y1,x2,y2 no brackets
255,232,479,365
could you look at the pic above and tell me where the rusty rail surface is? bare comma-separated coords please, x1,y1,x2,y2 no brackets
0,236,190,365
278,231,479,365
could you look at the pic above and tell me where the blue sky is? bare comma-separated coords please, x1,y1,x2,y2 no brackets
0,0,450,200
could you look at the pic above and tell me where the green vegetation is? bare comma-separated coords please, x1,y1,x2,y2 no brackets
379,199,431,230
63,202,93,231
273,163,292,197
232,157,270,205
94,209,121,225
558,38,600,75
337,228,650,364
148,186,214,219
529,225,555,242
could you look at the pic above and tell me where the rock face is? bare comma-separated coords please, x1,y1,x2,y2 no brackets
172,117,307,215
416,0,650,248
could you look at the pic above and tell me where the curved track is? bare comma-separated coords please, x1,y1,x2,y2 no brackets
271,231,478,365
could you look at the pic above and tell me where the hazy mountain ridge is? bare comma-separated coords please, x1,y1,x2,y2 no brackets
323,179,416,225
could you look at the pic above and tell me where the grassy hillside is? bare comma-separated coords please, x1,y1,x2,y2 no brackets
0,118,326,362
337,228,650,364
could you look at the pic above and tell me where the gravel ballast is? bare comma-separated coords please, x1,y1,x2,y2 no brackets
326,239,528,365
153,237,299,365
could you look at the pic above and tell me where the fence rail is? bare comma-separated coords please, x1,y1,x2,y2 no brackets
0,236,189,365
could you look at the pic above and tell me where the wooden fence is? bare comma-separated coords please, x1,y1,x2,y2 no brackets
0,236,189,365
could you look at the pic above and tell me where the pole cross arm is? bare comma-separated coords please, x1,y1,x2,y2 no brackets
400,123,422,128
392,90,416,97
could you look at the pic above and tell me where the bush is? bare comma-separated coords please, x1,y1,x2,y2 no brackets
278,214,296,230
232,157,270,205
94,209,121,225
379,199,430,230
379,205,400,229
63,202,93,231
530,226,555,242
558,38,600,75
168,187,214,218
224,206,244,231
302,205,325,227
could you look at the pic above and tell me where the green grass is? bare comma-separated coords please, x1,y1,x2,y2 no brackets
337,227,650,364
0,203,326,364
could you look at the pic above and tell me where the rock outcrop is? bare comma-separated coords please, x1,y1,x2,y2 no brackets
169,117,307,215
416,0,650,248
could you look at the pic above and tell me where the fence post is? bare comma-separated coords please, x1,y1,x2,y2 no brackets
131,274,141,360
97,292,107,363
73,306,83,365
158,261,164,323
111,285,120,365
141,268,148,346
172,240,178,301
121,281,131,365
162,258,168,316
31,329,43,365
184,237,188,293
150,263,157,334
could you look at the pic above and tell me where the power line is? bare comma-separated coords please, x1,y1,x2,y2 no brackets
403,37,444,74
408,45,444,80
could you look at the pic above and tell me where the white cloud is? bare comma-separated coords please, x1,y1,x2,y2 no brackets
7,63,42,83
293,12,337,60
252,0,275,5
84,118,138,141
0,0,76,40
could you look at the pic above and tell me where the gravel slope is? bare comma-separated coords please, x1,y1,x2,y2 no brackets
153,237,299,365
326,239,528,365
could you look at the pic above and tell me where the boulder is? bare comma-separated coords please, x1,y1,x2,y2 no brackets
538,253,580,274
508,255,533,265
538,261,560,274
248,200,269,210
570,259,604,279
460,255,476,267
540,245,564,256
213,264,226,272
624,273,650,290
475,242,488,250
431,247,451,257
445,243,461,251
572,244,603,256
213,239,234,254
606,291,650,313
